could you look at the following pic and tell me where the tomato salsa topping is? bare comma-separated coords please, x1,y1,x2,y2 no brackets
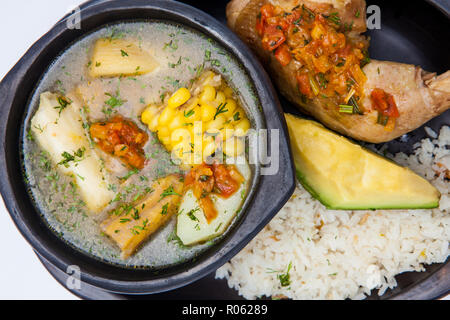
256,4,370,115
184,162,244,223
370,88,400,130
90,115,149,169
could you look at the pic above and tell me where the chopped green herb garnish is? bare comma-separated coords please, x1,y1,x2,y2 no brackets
215,223,223,232
168,56,182,68
54,96,71,116
205,50,211,60
316,73,328,89
211,59,221,67
324,12,341,26
214,102,228,120
377,112,389,126
103,91,125,116
160,186,181,200
57,147,86,168
163,39,178,51
302,5,315,19
278,262,292,287
161,203,169,215
119,168,139,180
184,109,195,118
187,207,200,222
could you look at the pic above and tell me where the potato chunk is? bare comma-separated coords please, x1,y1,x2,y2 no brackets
101,174,183,259
89,38,158,78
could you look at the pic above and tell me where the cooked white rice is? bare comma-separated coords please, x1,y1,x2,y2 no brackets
216,126,450,300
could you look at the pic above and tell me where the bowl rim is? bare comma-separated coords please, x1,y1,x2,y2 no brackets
0,0,296,294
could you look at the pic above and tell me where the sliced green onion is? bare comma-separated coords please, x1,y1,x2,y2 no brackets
377,112,389,126
344,87,356,104
339,105,354,113
349,96,363,115
309,75,320,96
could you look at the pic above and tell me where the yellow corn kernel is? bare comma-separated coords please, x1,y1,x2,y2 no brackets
168,88,191,109
205,115,226,132
148,115,160,132
203,137,217,159
220,123,235,141
141,105,159,124
222,99,237,118
200,85,216,103
183,105,201,122
165,143,174,152
205,128,223,143
158,106,176,126
192,121,204,137
171,146,183,159
159,135,171,146
224,86,234,98
215,91,226,105
199,71,216,87
201,103,216,122
190,106,202,122
157,125,171,138
141,109,153,125
171,127,192,145
234,118,251,137
168,114,185,131
184,97,199,109
172,143,190,161
223,138,245,157
229,107,245,124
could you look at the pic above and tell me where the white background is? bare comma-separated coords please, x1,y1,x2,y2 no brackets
0,0,85,300
0,0,448,300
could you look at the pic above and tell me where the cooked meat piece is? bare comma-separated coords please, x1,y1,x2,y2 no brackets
227,0,450,143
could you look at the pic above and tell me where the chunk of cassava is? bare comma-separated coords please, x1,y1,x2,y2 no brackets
31,92,115,212
89,38,158,78
101,174,183,259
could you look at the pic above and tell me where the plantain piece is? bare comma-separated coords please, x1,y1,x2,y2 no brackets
31,92,115,213
89,38,159,78
285,113,440,210
226,0,450,143
101,174,183,259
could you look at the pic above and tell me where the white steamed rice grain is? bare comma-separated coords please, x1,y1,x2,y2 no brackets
216,126,450,300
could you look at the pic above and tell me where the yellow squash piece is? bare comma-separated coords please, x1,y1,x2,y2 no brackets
101,174,183,259
89,38,158,78
285,113,440,210
31,92,115,213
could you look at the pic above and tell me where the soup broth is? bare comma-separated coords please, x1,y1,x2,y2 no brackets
21,21,260,268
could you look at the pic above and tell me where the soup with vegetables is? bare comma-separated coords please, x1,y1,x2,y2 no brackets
21,21,259,268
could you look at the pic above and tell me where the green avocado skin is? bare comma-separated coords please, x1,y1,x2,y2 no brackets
295,170,439,211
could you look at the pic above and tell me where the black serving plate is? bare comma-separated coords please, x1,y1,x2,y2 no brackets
32,0,449,300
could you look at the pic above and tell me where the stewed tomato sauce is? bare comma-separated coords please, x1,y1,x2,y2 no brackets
184,162,244,223
90,116,148,169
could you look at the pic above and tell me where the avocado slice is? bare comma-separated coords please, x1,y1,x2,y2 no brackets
285,113,440,210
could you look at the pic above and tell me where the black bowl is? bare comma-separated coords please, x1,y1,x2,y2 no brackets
0,0,295,294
